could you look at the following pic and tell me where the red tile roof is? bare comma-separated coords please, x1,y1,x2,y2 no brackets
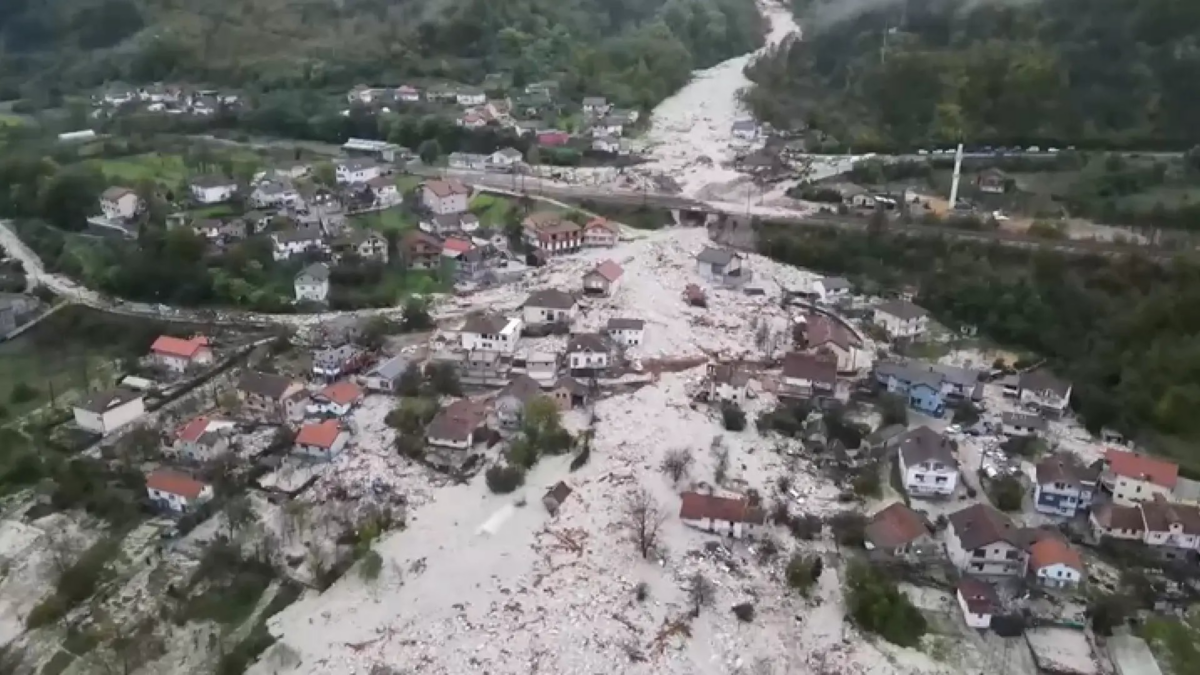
318,381,363,406
151,335,208,359
146,469,208,499
296,420,343,448
584,217,616,233
423,179,470,198
957,578,997,615
865,502,929,549
176,416,210,442
1028,537,1083,573
442,237,474,255
1105,448,1178,489
678,492,765,525
591,260,623,282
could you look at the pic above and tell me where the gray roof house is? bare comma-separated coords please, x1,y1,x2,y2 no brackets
361,355,410,393
695,247,747,287
495,374,545,429
896,427,958,469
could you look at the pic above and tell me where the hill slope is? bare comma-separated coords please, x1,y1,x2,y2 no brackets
743,0,1200,150
0,0,763,108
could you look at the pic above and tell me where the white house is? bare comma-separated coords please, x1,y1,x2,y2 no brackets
396,85,421,102
1018,369,1072,416
488,148,523,170
582,218,618,247
582,97,608,115
521,289,578,326
73,389,145,435
1028,536,1084,589
1001,412,1047,437
523,351,560,386
872,300,929,339
456,88,486,106
99,187,141,221
695,247,744,284
367,176,401,207
708,363,751,405
813,276,852,303
172,416,235,462
1034,453,1098,517
427,400,486,450
271,227,326,261
566,334,611,376
1089,503,1147,542
946,504,1028,577
956,579,997,629
361,355,409,393
592,135,620,154
592,116,624,137
1103,448,1178,507
308,381,364,417
678,492,765,539
460,313,522,353
605,318,644,348
294,420,349,460
421,179,471,215
189,176,238,205
294,263,330,304
146,470,213,513
582,260,623,297
149,335,213,373
731,119,759,142
335,158,383,185
896,427,959,498
1140,496,1200,551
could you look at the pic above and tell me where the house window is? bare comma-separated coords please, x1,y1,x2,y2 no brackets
935,476,948,484
914,473,926,482
971,563,984,571
973,549,986,558
1005,550,1019,560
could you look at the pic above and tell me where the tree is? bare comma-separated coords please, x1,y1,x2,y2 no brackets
828,511,866,547
311,161,336,186
878,394,908,427
397,364,423,397
952,402,981,427
224,495,253,539
10,381,38,404
844,560,926,647
786,554,821,595
485,464,525,494
660,448,694,484
687,571,716,616
425,362,462,396
359,316,398,350
358,551,383,582
988,475,1025,512
402,296,432,331
40,165,105,231
623,487,666,559
418,139,442,165
721,402,746,431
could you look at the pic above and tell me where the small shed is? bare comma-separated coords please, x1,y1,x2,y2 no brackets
543,481,573,515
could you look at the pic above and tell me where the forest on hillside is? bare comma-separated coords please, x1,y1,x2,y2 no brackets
744,0,1200,151
0,0,763,109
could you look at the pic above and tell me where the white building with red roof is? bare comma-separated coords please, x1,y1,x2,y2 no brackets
582,260,623,297
582,218,618,247
678,491,765,539
1103,448,1179,507
308,381,364,417
149,335,213,373
172,416,236,461
146,469,213,512
294,420,350,460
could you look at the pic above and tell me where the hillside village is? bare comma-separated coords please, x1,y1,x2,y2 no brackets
2,193,1198,674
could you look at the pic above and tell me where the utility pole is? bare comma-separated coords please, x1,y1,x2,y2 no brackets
948,142,965,210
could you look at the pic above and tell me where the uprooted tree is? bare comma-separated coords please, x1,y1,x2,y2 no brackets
623,487,667,559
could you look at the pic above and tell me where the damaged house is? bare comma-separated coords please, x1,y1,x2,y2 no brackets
495,375,545,429
427,399,488,450
566,333,613,378
678,491,765,539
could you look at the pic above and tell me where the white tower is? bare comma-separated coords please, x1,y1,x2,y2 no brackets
948,142,964,209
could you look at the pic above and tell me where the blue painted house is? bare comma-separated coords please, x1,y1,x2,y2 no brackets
874,362,947,416
1035,453,1100,518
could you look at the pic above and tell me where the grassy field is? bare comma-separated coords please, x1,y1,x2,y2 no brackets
352,208,416,235
1141,607,1200,675
470,193,516,228
395,174,424,193
0,308,162,422
87,153,191,187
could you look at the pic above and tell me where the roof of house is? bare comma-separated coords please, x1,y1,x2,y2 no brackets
679,492,765,525
151,335,208,359
567,333,610,354
584,217,617,233
874,299,928,321
897,426,958,468
462,313,510,335
317,381,363,406
1092,503,1145,533
1140,496,1200,535
402,229,443,252
545,481,573,504
501,374,544,404
422,179,471,198
427,399,486,442
1028,537,1083,573
296,420,344,448
337,157,378,171
866,424,907,447
697,247,737,266
710,363,751,387
606,318,644,331
781,352,837,385
803,314,861,351
1001,412,1047,430
76,388,142,413
494,147,523,160
1036,452,1100,487
875,361,945,390
101,186,135,201
731,119,758,132
524,289,577,310
176,416,211,443
296,263,330,283
146,469,208,499
948,504,1025,551
367,355,409,380
443,237,474,255
238,371,299,399
865,502,930,550
273,225,323,244
819,276,852,291
582,97,607,106
191,175,236,188
589,260,623,283
1019,368,1071,398
957,578,998,615
1105,448,1178,489
553,376,588,395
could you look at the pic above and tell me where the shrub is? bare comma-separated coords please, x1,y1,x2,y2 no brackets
851,463,882,498
828,511,866,547
358,551,383,582
878,394,908,427
485,465,526,494
722,403,747,431
844,560,927,646
786,554,821,595
988,475,1025,512
10,382,38,404
732,603,756,622
788,513,823,540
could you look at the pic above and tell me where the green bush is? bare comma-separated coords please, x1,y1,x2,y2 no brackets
844,560,927,647
988,475,1025,512
485,465,526,494
722,403,747,431
359,551,383,582
9,382,39,404
786,554,822,595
